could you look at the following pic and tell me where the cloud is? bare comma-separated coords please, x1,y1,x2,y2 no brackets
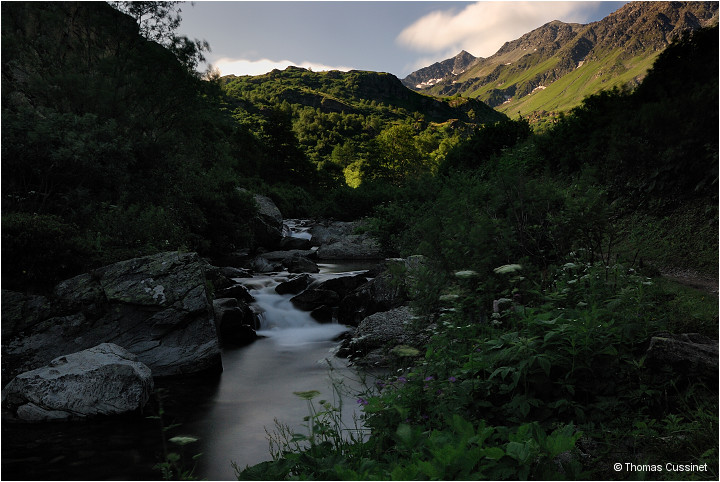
398,1,605,58
213,57,356,77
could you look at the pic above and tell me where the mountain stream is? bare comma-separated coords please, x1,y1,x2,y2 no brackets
2,223,374,480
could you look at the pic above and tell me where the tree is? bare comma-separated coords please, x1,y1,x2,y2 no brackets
109,1,209,74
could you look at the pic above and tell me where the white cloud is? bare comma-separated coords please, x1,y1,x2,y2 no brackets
398,1,605,58
213,57,356,77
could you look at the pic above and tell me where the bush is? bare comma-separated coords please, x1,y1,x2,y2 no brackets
1,213,89,291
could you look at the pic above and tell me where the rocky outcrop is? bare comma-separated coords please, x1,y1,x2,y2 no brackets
645,333,718,381
2,343,153,421
2,251,221,381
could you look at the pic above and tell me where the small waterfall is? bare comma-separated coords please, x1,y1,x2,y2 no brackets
240,273,349,347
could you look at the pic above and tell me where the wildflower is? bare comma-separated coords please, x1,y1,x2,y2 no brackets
397,376,407,384
424,376,434,381
356,397,369,406
448,376,457,383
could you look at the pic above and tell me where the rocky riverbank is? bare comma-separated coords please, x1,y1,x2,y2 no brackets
1,194,426,422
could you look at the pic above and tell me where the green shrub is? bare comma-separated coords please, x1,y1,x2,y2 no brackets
1,212,89,291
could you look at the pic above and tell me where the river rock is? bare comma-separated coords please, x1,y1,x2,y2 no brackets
216,284,254,303
315,274,368,299
316,234,382,260
212,298,258,346
241,191,283,249
337,271,408,326
248,256,282,273
2,251,221,380
284,254,320,273
308,221,358,246
290,289,340,311
279,237,314,250
276,274,313,295
260,249,316,261
339,307,428,366
310,305,335,323
220,266,253,279
1,290,52,338
2,343,153,421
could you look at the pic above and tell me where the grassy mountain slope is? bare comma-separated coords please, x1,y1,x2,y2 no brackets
222,67,504,125
220,67,506,189
407,1,717,117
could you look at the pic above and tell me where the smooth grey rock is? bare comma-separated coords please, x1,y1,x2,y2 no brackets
2,252,221,380
275,274,313,295
2,343,153,421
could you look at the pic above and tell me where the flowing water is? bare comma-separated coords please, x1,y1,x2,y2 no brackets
2,223,374,480
186,262,374,480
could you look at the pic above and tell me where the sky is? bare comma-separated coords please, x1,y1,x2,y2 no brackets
178,1,628,79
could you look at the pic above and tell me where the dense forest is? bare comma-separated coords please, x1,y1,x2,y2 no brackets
1,2,717,480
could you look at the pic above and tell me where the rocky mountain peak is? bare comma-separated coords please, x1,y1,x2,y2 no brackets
402,1,717,115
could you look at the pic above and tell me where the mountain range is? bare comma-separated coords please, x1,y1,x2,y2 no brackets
402,1,718,117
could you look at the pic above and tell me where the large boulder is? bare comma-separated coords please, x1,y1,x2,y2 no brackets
2,343,153,421
290,289,340,311
337,271,408,326
212,298,258,346
2,251,221,380
338,307,429,366
315,274,368,299
247,192,284,249
284,254,320,273
308,221,358,246
275,274,313,295
279,237,314,250
316,234,382,260
247,256,282,273
645,333,718,381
